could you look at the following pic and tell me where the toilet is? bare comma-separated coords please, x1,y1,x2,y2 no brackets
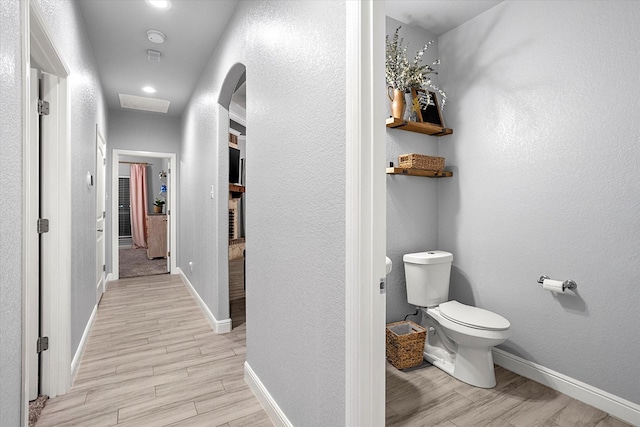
403,250,510,388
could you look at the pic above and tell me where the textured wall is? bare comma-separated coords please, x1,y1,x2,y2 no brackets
0,1,24,423
106,109,180,273
385,17,442,323
438,1,640,404
35,0,107,357
181,1,346,424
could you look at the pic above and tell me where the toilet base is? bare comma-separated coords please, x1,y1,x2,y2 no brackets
424,345,497,388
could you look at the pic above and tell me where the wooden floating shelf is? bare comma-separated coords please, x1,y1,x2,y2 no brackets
386,167,453,178
386,117,453,136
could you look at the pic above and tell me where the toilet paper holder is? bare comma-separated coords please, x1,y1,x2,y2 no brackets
537,275,577,291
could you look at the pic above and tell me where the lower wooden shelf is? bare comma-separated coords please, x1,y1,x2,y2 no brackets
386,117,453,136
386,167,453,178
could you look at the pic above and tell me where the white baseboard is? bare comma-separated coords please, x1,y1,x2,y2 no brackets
244,361,293,427
493,348,640,426
70,303,97,384
176,267,232,334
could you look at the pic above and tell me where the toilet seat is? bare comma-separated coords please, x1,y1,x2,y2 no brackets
439,300,510,331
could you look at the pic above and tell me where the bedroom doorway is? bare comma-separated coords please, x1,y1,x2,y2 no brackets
111,150,178,280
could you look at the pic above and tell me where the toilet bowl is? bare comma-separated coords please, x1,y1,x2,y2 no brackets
403,251,510,388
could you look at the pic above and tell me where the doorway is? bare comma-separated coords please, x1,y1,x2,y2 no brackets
116,155,169,279
228,80,247,326
110,150,178,281
215,63,246,332
23,0,73,415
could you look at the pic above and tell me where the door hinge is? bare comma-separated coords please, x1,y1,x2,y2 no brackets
37,99,50,115
167,251,170,257
37,336,49,353
379,277,386,294
167,210,170,215
103,264,106,272
103,211,106,218
37,218,50,234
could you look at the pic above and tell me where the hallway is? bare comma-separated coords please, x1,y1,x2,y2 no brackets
36,273,271,426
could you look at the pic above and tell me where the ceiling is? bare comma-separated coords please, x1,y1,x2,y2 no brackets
78,0,501,118
78,0,239,117
385,0,503,36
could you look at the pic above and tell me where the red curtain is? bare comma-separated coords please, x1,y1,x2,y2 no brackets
130,164,148,249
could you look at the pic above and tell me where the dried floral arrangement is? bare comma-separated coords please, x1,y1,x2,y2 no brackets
386,26,447,109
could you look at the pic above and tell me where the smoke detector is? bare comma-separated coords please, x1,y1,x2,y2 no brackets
147,30,166,44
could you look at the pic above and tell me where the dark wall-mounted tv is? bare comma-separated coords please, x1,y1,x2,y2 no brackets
229,146,241,184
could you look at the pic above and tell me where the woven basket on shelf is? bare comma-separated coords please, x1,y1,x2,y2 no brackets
385,320,427,370
398,153,444,171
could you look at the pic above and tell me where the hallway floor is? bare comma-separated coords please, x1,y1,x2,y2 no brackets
36,272,272,427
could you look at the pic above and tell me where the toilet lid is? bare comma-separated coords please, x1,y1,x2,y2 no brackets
439,301,510,331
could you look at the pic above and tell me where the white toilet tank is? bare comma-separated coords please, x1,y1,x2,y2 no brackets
403,251,453,307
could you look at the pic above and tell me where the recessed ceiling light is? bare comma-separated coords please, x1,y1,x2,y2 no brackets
142,86,157,94
146,0,171,10
147,30,166,44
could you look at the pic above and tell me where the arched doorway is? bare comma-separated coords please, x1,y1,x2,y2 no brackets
217,63,247,330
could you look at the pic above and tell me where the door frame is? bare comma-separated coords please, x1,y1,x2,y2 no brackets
96,126,107,303
110,149,178,280
22,0,72,422
345,0,386,425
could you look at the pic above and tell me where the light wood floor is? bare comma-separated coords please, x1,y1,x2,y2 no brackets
36,271,272,427
35,266,632,427
229,258,245,302
386,360,632,427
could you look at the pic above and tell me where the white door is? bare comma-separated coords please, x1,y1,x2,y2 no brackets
96,128,106,303
27,68,41,401
165,161,171,271
39,70,60,396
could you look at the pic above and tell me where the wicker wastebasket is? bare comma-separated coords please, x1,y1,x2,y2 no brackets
386,320,427,370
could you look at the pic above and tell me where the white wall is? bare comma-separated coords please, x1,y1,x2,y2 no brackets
438,1,640,405
385,17,442,323
34,0,108,367
0,1,24,423
181,1,346,424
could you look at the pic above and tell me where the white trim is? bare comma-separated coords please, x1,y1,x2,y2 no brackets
22,0,72,409
96,126,107,303
229,101,246,127
493,349,640,426
111,149,177,280
38,71,72,399
71,304,97,383
28,0,70,77
215,105,231,326
23,1,72,420
345,1,387,425
21,1,33,423
244,361,293,427
25,67,40,403
177,268,232,334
